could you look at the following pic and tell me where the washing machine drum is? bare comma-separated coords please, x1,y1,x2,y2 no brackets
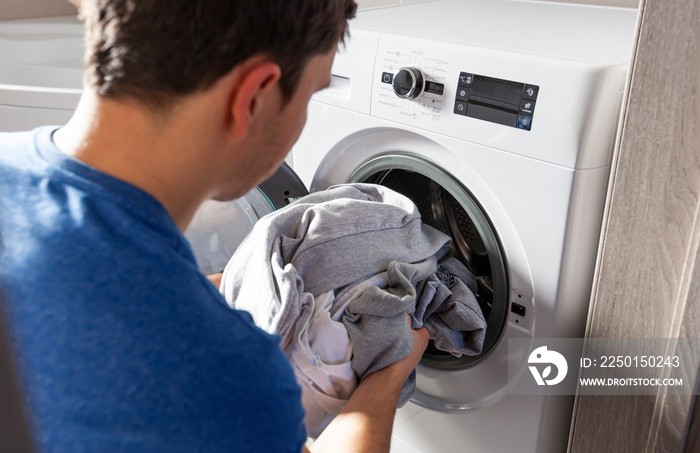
184,163,308,275
349,155,509,368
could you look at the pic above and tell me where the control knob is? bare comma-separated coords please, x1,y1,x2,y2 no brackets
392,66,425,99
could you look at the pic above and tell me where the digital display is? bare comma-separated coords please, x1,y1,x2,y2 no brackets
453,71,539,131
470,75,523,109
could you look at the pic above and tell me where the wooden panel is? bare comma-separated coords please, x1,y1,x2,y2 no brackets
655,244,700,452
570,0,700,451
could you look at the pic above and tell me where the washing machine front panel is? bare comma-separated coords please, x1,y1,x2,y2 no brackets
292,109,603,408
292,100,609,449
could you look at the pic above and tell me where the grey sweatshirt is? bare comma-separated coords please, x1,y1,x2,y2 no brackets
220,183,485,434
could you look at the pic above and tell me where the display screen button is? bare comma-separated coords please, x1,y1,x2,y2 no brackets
456,87,470,101
522,84,539,100
516,114,533,130
454,101,468,116
519,99,535,114
426,81,444,95
458,72,474,87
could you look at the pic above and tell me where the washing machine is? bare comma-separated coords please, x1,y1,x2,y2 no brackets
0,16,83,130
289,1,639,452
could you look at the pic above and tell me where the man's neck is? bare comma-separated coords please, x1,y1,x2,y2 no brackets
52,90,216,231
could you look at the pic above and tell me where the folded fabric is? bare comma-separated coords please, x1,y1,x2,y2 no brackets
414,257,484,356
220,183,485,437
331,255,485,410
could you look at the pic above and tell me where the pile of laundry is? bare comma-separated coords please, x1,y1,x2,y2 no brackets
220,183,485,437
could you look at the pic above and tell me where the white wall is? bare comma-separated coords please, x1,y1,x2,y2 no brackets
356,0,424,9
356,0,640,9
0,0,639,21
0,0,76,21
0,0,436,20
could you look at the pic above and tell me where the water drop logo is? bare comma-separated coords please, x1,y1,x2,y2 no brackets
528,346,568,386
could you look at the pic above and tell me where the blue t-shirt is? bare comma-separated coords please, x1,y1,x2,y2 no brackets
0,127,306,453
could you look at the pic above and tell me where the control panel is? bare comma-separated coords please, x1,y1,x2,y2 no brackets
380,66,538,131
453,72,538,131
321,31,631,169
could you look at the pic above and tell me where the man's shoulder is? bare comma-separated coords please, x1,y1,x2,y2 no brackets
0,127,37,145
0,128,41,168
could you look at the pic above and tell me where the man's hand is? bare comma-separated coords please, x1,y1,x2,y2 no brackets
307,315,430,453
206,271,223,290
386,315,431,383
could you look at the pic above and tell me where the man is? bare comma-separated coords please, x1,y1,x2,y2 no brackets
0,1,429,452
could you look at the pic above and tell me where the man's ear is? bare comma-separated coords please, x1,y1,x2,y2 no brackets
229,61,282,139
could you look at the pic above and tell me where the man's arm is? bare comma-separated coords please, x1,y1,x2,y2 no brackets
213,265,428,453
305,323,430,453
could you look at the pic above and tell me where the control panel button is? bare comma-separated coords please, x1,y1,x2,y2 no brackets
458,72,474,87
454,101,468,116
519,99,535,115
522,84,539,100
381,72,393,84
425,81,444,95
511,302,526,317
456,87,470,102
516,114,533,130
393,66,425,99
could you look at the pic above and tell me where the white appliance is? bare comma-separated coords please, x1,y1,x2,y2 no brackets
0,16,83,131
289,1,638,452
0,2,639,451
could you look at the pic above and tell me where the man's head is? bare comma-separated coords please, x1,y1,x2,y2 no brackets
72,0,357,113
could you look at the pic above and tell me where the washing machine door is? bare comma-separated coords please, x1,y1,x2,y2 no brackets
349,155,509,371
310,141,527,411
184,163,308,275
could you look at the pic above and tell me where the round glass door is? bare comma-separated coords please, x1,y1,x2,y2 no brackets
185,162,309,274
185,187,276,275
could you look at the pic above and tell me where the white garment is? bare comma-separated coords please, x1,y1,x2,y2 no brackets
287,291,356,437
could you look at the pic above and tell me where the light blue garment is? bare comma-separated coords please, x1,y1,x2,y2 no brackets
0,127,306,453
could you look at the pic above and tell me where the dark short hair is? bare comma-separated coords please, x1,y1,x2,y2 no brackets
73,0,357,111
